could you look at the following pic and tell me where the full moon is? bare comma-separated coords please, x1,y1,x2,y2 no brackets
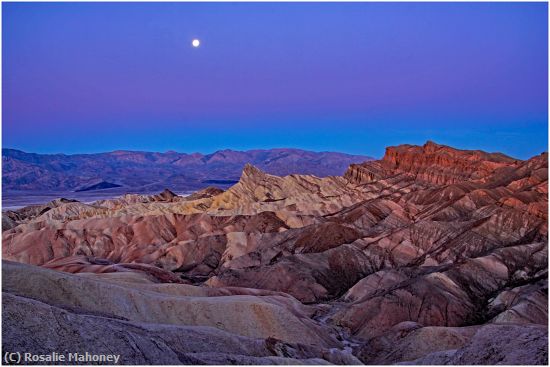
192,39,200,47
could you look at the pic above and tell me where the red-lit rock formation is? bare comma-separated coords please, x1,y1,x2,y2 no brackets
346,141,520,186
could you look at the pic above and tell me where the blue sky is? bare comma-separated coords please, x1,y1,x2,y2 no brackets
3,2,548,159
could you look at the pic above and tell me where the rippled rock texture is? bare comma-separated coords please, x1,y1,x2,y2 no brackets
2,141,547,364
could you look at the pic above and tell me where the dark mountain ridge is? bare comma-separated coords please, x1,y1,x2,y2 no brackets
3,147,372,192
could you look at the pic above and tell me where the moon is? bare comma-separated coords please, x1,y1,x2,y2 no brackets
192,39,200,48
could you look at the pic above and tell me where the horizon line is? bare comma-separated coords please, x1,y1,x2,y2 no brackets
3,140,541,162
2,146,376,158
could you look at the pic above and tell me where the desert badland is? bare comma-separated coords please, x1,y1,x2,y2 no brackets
2,141,547,364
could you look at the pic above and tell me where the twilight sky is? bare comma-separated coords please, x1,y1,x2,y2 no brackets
3,2,548,159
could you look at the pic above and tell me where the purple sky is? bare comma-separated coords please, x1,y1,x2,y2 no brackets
3,2,548,159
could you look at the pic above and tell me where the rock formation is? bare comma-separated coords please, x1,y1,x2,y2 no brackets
2,141,547,364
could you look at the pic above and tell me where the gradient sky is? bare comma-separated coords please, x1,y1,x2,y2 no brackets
3,2,548,159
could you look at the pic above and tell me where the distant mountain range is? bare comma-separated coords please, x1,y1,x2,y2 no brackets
2,148,372,192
